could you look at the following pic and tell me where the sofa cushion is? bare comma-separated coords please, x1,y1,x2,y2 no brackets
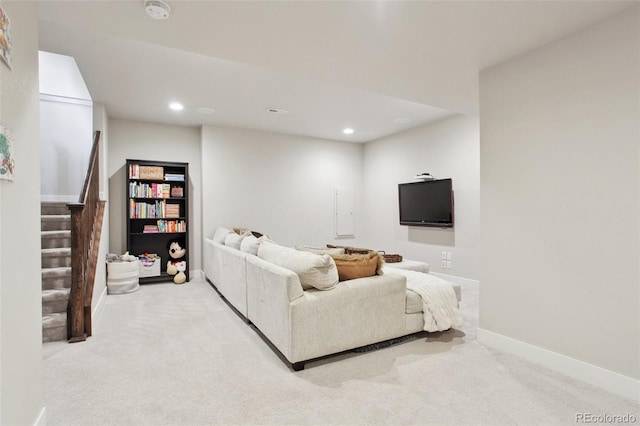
258,240,338,291
240,234,260,255
241,234,273,255
225,230,250,249
295,245,345,256
331,251,384,281
405,289,423,314
213,227,233,244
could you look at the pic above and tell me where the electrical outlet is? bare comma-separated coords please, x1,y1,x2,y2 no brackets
446,260,452,269
446,252,452,261
441,259,447,268
441,251,447,260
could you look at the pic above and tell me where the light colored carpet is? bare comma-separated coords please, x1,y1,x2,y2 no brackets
43,277,639,425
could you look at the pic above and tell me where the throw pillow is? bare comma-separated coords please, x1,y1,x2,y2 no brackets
240,234,260,255
225,230,250,250
258,240,338,291
326,244,372,255
213,227,233,244
331,251,384,281
295,245,345,256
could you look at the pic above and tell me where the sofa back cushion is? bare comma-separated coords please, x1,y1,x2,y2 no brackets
258,240,338,291
213,226,233,244
240,234,260,255
240,234,274,255
225,230,250,249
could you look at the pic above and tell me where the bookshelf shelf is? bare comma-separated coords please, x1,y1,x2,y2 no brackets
126,159,189,284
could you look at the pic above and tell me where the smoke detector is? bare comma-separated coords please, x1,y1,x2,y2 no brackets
145,0,171,20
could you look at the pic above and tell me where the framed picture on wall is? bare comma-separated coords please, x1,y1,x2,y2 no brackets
0,4,12,70
0,125,15,181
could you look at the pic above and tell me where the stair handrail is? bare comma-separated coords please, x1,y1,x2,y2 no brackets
67,130,104,342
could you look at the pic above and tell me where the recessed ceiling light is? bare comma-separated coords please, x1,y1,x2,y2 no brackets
145,0,171,20
342,128,354,135
169,102,184,111
196,107,215,114
393,118,411,124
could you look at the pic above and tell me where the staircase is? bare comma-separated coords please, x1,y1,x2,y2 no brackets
41,202,71,343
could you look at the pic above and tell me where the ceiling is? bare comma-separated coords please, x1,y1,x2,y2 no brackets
37,0,637,143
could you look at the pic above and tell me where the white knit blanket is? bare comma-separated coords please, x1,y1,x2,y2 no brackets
385,267,463,332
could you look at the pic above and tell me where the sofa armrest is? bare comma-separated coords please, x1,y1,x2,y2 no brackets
246,255,305,360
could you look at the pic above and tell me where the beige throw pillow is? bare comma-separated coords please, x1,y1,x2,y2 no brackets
258,240,338,291
331,252,385,281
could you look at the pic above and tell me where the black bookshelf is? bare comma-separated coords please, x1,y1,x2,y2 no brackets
126,159,189,283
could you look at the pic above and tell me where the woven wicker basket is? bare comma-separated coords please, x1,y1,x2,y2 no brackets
379,252,403,263
139,166,163,180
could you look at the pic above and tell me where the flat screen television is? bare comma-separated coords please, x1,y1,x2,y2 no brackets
398,179,454,227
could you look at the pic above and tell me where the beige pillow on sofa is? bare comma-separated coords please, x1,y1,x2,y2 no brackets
331,252,384,281
258,240,338,291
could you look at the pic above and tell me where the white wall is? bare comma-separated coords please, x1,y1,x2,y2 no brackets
479,6,639,395
39,51,93,202
201,125,363,247
0,2,45,424
107,119,202,272
361,115,480,279
38,51,91,101
39,98,92,201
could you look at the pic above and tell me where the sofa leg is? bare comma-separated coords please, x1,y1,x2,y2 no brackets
292,362,305,371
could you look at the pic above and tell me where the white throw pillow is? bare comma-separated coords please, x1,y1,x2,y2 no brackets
213,227,233,244
240,234,273,255
240,235,260,255
224,232,246,249
258,240,338,291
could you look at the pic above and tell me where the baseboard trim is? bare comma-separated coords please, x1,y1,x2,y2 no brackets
431,272,479,287
92,286,108,325
189,269,204,281
477,328,639,402
33,407,46,426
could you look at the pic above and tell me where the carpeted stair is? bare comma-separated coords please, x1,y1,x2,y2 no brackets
41,202,71,343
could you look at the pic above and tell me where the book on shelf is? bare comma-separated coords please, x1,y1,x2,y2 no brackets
129,163,140,179
165,204,180,218
156,220,186,233
164,173,184,181
129,182,171,198
143,225,159,233
130,200,170,219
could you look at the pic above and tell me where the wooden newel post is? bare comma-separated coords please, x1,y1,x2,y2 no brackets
68,203,87,343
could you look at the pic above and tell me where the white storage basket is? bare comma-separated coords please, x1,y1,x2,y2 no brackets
107,260,140,294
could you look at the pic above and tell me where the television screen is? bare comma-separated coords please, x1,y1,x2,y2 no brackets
398,179,454,227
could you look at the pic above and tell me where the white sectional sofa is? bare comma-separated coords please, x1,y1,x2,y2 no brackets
203,233,461,371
